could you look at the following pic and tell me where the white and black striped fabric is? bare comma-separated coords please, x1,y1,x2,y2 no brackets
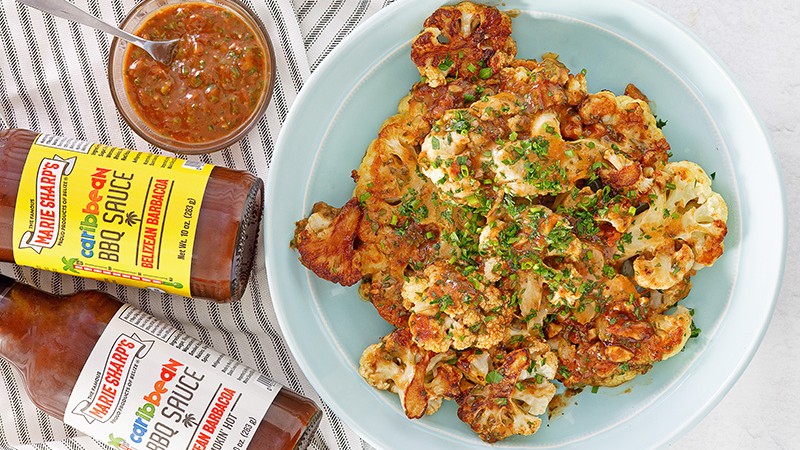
0,0,391,448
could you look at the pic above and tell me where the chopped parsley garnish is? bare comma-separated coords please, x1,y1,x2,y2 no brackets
450,110,472,134
438,54,454,72
545,223,574,253
398,189,429,222
486,370,504,384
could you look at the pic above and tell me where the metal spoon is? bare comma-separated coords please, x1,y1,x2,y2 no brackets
16,0,180,66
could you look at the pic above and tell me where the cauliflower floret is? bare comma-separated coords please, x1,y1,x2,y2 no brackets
470,92,527,121
579,91,670,165
558,185,637,234
522,347,559,381
491,112,565,197
418,109,486,204
633,243,694,290
478,206,597,310
499,53,588,111
292,198,363,285
402,263,511,352
359,328,461,418
648,278,693,314
492,112,601,198
653,305,693,360
512,343,558,419
550,275,697,388
410,2,516,87
618,161,728,289
456,349,492,385
456,346,558,443
419,94,527,206
516,271,544,321
423,352,463,413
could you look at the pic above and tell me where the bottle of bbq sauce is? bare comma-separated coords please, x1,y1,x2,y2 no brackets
0,128,263,302
0,274,322,450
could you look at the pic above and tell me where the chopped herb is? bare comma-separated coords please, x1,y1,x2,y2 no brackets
450,110,472,134
509,334,525,344
479,67,493,79
690,320,702,338
486,370,504,384
438,54,454,72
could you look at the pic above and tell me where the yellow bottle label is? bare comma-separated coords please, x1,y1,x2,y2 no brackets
12,134,212,297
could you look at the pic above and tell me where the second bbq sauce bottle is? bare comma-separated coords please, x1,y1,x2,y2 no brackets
0,275,322,450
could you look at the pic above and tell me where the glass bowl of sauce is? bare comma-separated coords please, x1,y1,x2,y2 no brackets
108,0,275,154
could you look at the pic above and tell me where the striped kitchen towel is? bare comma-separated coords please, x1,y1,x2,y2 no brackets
0,0,392,448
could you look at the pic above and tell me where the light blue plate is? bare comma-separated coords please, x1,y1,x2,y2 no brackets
265,1,785,448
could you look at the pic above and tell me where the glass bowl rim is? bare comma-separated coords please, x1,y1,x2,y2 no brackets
107,0,276,154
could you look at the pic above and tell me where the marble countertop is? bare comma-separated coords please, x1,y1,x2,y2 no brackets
644,1,799,448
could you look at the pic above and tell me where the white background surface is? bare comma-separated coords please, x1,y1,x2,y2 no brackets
643,1,799,448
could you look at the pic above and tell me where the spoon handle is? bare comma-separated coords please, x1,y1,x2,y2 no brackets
16,0,146,47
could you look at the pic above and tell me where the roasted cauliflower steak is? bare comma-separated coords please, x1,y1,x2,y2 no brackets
293,1,728,443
